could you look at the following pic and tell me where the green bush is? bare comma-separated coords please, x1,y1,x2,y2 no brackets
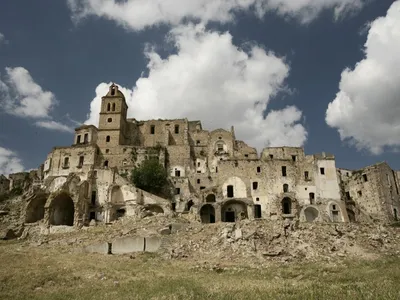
131,158,171,198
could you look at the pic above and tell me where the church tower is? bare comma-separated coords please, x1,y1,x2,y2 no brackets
97,83,128,150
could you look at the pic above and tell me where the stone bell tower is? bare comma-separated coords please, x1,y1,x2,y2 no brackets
97,83,128,149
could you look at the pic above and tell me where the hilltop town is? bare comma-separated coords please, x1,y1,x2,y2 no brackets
0,83,399,240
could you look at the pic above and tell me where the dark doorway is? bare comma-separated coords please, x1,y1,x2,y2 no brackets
347,209,356,222
227,185,234,198
254,204,262,218
186,200,194,211
225,211,235,222
50,194,74,226
282,198,292,214
89,211,96,220
200,204,215,224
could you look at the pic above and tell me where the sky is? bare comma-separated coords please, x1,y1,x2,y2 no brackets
0,0,399,175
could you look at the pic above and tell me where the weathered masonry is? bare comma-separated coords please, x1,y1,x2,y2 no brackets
2,83,399,228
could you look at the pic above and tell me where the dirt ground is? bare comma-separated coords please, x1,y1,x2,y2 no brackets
1,215,400,299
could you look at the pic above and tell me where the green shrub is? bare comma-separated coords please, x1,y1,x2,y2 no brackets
131,158,171,198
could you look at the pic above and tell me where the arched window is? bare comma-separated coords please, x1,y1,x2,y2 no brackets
283,184,289,193
106,136,110,142
112,103,116,111
107,103,111,111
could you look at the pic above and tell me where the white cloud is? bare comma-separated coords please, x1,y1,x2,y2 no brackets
0,67,73,133
326,0,400,154
0,147,24,176
85,24,307,151
35,121,74,133
2,67,55,118
67,0,367,30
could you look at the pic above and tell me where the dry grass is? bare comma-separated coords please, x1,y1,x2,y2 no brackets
0,240,399,300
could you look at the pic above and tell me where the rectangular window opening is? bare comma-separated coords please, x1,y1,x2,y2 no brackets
292,155,297,162
227,185,234,198
320,167,325,175
174,125,179,134
282,166,287,177
252,182,258,190
150,125,155,134
84,133,89,143
175,188,180,195
304,171,309,180
77,135,81,144
175,170,181,177
363,174,368,182
197,179,200,184
78,156,84,167
257,166,261,173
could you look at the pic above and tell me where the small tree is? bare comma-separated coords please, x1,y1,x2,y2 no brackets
131,158,170,198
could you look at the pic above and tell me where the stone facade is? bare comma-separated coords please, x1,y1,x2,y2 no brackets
2,84,399,228
338,162,400,222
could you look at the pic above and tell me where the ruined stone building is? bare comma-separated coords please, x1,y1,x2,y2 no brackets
1,84,399,230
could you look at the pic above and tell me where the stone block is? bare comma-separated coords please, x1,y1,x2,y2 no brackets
112,236,145,254
145,236,161,252
85,242,110,254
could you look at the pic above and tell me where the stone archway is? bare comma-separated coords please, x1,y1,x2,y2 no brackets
25,195,47,223
50,193,74,226
200,204,215,223
304,207,319,222
206,194,216,203
221,200,248,222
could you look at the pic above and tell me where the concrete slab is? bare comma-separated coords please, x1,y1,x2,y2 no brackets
112,236,145,254
84,242,110,254
145,236,161,252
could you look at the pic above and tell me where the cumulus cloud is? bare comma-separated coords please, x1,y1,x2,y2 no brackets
0,67,73,133
326,0,400,154
67,0,367,30
0,147,24,175
85,24,307,151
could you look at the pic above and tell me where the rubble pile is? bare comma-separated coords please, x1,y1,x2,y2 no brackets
13,212,400,264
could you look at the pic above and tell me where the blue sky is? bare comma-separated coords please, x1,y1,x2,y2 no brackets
0,0,399,175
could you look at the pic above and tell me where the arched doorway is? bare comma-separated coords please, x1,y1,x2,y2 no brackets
304,207,319,222
206,194,216,203
25,196,47,223
50,193,74,226
200,204,215,223
282,197,292,214
221,200,248,222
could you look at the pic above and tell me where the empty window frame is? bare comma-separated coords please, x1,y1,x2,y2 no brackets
174,125,179,134
282,166,287,177
252,182,258,190
320,167,325,175
150,125,155,134
227,185,234,198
